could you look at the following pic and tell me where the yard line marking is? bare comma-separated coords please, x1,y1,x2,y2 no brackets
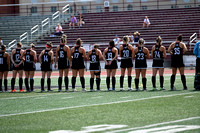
34,97,46,100
0,92,198,118
91,96,103,99
0,93,69,100
184,95,194,98
120,96,132,99
107,117,200,133
61,97,73,99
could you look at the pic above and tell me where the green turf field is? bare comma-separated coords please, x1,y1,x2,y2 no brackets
0,75,199,133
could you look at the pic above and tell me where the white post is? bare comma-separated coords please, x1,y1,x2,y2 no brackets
31,25,39,41
20,32,28,45
8,39,17,50
41,18,50,33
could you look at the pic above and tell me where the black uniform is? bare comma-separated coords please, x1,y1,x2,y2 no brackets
89,49,101,71
0,52,9,71
58,45,69,69
12,49,23,70
135,47,147,69
105,47,118,69
71,46,85,69
171,42,184,68
41,50,52,71
24,50,36,71
120,44,133,68
152,45,164,68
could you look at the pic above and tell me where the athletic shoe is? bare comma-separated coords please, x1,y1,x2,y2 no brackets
19,89,25,92
65,89,69,92
72,88,77,92
107,88,111,91
97,89,101,92
136,88,139,91
82,88,87,92
171,87,176,91
128,88,133,91
152,87,157,91
41,90,45,92
183,87,188,90
48,89,53,92
90,89,94,92
112,88,116,91
143,88,147,91
120,88,124,91
58,89,62,92
11,89,17,92
0,90,3,92
160,87,166,91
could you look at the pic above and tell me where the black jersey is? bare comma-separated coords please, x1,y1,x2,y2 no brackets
89,49,100,71
41,50,52,71
12,49,23,70
171,42,184,67
24,49,35,71
120,44,133,68
58,45,69,69
152,45,164,68
0,52,8,71
105,47,118,69
71,46,85,69
135,47,147,69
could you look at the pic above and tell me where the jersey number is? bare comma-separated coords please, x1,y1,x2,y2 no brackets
123,50,129,58
74,53,79,58
137,53,144,60
26,55,30,62
60,51,64,58
0,58,3,64
15,54,20,62
174,48,180,55
44,55,48,62
154,51,160,58
107,53,112,60
91,55,96,62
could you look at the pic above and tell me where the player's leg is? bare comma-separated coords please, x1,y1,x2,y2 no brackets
127,67,133,90
135,69,141,91
47,71,52,91
170,67,177,90
24,71,30,92
152,68,158,90
159,68,165,90
29,71,35,92
3,71,8,92
179,67,187,90
11,70,17,92
18,70,24,92
41,71,46,92
111,69,117,90
0,72,3,92
79,68,85,91
106,69,111,91
64,68,69,91
120,68,126,90
90,71,95,91
58,69,64,91
72,69,78,91
141,69,147,91
95,71,101,91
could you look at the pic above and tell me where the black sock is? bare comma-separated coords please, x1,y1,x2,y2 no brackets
128,76,132,88
25,78,29,91
112,77,116,89
30,78,34,91
41,78,44,91
135,78,139,89
11,78,15,90
47,78,51,90
0,79,2,91
106,77,110,89
160,76,164,88
120,76,124,88
72,77,76,89
170,75,176,88
64,77,68,90
90,78,94,90
58,77,62,90
96,78,101,90
80,77,85,88
19,78,23,90
4,79,7,91
152,76,156,88
181,75,187,88
142,78,147,89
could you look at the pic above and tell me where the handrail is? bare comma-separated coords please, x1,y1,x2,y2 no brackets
31,25,39,41
62,4,69,18
41,17,50,33
8,39,17,50
52,11,60,25
20,32,28,45
189,32,197,51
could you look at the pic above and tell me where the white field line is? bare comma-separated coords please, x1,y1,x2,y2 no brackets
91,96,103,99
184,96,194,98
120,96,132,99
61,97,73,99
0,92,198,118
107,117,200,133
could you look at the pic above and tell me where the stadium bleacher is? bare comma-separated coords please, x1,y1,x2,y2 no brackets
35,7,200,53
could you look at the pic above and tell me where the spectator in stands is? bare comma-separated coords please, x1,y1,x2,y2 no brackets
143,16,151,28
0,37,3,46
193,41,200,74
129,33,134,43
69,15,77,29
134,31,141,43
113,35,121,50
54,23,63,36
78,14,85,28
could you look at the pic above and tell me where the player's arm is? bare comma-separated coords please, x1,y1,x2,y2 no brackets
39,50,44,64
6,53,10,68
145,48,150,59
66,46,71,66
103,48,108,63
54,47,59,68
18,50,25,66
98,49,103,60
168,42,174,55
119,45,123,57
87,50,91,60
82,48,87,59
10,49,15,65
182,42,188,54
129,45,134,59
132,48,136,59
162,46,167,58
111,48,118,62
33,51,37,63
50,51,54,64
151,46,155,58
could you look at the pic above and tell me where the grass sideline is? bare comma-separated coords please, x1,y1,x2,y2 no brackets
0,75,199,133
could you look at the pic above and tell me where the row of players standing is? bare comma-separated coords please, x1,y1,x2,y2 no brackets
0,34,187,92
